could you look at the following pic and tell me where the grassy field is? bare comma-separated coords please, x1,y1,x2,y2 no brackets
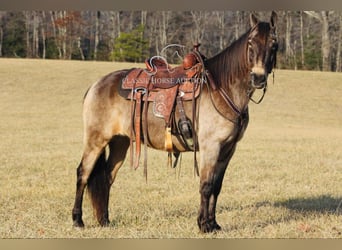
0,58,341,238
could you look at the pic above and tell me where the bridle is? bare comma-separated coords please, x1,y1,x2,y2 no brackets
247,27,278,104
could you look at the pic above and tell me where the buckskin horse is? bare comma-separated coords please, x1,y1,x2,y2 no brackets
72,11,278,233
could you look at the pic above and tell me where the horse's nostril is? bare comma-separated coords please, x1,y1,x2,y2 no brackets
255,74,266,83
250,73,267,89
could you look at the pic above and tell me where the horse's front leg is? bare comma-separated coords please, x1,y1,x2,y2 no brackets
197,143,237,233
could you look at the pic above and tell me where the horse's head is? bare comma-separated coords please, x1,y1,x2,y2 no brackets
247,11,278,89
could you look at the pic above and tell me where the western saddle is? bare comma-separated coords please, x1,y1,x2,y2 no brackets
119,44,214,175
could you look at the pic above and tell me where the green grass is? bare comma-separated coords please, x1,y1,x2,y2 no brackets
0,59,341,238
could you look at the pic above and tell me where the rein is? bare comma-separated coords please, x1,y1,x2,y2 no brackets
217,86,242,116
248,70,275,104
206,80,241,125
248,85,267,104
207,71,269,124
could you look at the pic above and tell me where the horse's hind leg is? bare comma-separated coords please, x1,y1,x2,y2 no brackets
107,135,130,184
87,135,130,226
72,142,107,227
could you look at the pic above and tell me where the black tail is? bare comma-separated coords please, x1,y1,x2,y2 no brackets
87,150,111,226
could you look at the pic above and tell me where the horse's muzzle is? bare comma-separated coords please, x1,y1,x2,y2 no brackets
250,73,267,89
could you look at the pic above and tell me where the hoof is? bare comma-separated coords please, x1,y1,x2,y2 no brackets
72,212,85,228
97,212,110,227
99,218,110,227
198,219,222,233
213,222,222,231
73,219,85,228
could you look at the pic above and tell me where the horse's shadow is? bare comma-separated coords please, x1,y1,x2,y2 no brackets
108,195,342,231
219,195,341,232
274,195,342,214
220,195,342,215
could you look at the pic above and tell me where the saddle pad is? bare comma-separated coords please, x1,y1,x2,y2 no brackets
122,68,150,90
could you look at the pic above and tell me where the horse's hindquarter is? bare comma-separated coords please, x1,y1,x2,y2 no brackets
83,70,132,141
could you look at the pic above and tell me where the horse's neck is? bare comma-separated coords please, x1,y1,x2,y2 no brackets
206,57,251,113
227,78,250,112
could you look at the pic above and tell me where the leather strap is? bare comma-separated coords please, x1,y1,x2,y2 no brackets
218,86,241,116
133,91,142,170
142,87,149,182
192,75,199,176
129,87,135,169
165,126,173,152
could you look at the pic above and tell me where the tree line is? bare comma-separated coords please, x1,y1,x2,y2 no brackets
0,11,341,71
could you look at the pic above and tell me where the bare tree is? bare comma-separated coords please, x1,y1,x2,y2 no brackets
40,11,46,59
213,11,225,50
33,11,39,58
148,11,172,55
94,11,100,60
50,11,65,59
23,11,31,57
0,27,2,57
336,13,342,72
300,11,305,68
59,11,67,59
141,10,147,26
285,11,294,64
321,11,331,71
234,11,247,40
0,11,4,57
190,11,209,44
159,11,170,48
304,11,332,71
104,11,121,59
49,11,61,58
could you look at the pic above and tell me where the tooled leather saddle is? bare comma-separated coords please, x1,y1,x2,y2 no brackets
118,44,215,174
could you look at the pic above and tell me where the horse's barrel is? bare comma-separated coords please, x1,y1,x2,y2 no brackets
183,53,197,70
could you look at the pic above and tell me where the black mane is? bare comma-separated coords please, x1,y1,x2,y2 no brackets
205,29,250,90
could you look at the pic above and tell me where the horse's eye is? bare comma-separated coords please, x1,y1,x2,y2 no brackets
248,47,255,62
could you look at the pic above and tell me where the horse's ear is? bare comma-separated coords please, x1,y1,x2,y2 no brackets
270,11,277,29
249,13,259,27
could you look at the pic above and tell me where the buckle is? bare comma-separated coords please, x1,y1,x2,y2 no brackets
134,87,147,95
